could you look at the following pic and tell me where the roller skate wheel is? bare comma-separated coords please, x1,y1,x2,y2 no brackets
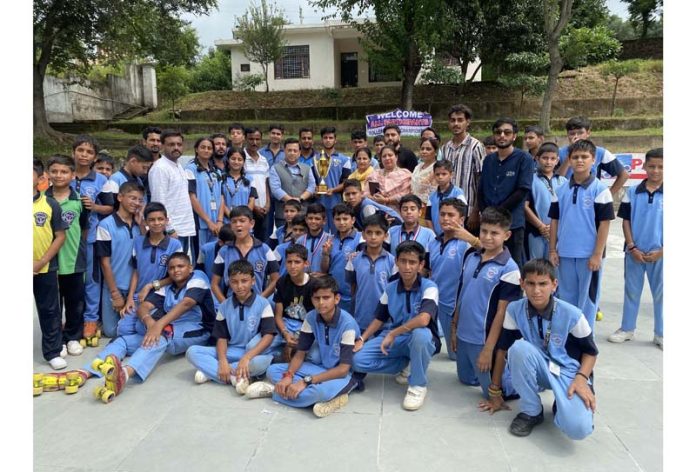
79,339,87,348
596,311,604,321
91,358,104,370
90,337,99,347
100,364,114,377
101,390,114,403
93,386,104,399
65,385,79,394
33,373,44,382
33,387,43,396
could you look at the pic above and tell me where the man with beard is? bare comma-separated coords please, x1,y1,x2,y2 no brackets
478,118,534,268
141,126,162,201
148,130,197,260
210,133,230,172
244,127,272,242
298,127,317,167
383,125,418,172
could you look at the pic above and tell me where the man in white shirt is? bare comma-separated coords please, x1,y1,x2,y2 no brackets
148,130,197,259
244,127,272,241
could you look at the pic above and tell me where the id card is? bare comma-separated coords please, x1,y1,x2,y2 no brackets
210,200,217,211
549,361,561,376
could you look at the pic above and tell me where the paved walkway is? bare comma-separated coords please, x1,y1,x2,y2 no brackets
33,219,662,472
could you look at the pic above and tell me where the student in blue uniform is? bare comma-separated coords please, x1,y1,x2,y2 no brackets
211,206,280,303
80,253,216,401
295,203,332,274
219,147,258,223
524,142,567,260
187,260,277,394
387,195,436,257
451,207,521,398
268,199,302,250
608,148,663,349
548,140,615,330
245,275,358,418
200,225,235,288
274,215,309,278
313,126,352,233
425,160,467,235
479,259,597,440
103,144,153,209
353,241,440,411
342,179,403,231
320,203,362,314
426,198,472,360
95,182,143,338
345,214,395,331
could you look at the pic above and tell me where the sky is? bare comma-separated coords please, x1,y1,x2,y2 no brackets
186,0,631,50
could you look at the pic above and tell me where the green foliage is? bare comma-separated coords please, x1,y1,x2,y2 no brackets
498,74,546,109
439,0,485,79
158,66,191,114
638,59,663,73
504,52,549,75
232,73,265,92
419,61,464,85
600,59,642,80
568,0,610,29
605,14,638,40
560,26,622,69
189,48,232,92
621,0,663,38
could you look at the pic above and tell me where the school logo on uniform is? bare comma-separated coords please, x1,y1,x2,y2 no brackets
484,267,499,281
332,158,341,166
506,171,516,177
447,247,458,258
61,210,77,225
551,333,564,347
247,316,259,333
85,187,97,199
413,301,421,313
379,271,388,284
34,212,48,227
159,254,169,266
333,342,341,357
582,196,593,209
254,261,264,272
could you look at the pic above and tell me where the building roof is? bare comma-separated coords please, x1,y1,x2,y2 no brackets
215,21,363,50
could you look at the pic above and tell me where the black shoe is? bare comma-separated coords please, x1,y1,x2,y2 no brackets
509,410,544,437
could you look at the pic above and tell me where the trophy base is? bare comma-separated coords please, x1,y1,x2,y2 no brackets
316,185,328,195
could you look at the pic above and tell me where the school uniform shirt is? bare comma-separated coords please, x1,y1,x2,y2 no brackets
70,171,114,243
200,240,222,282
559,145,624,180
374,275,440,348
273,273,315,322
259,145,285,168
526,172,568,237
548,174,615,258
426,236,471,316
148,156,196,237
297,308,357,370
387,224,436,257
296,231,332,273
33,192,68,274
185,159,224,231
269,224,291,250
618,180,663,252
221,175,258,212
479,149,535,230
327,230,363,304
145,269,216,331
354,197,403,231
244,151,270,208
298,150,317,167
212,292,276,347
426,184,467,235
45,188,89,275
499,297,599,378
212,238,280,296
95,213,140,291
103,168,146,211
131,233,183,293
312,151,352,212
345,249,396,329
456,248,521,345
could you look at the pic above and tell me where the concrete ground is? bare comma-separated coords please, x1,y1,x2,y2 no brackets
33,219,662,472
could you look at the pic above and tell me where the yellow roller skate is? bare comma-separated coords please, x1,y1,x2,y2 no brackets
80,321,101,348
92,355,127,404
33,370,88,396
596,309,604,322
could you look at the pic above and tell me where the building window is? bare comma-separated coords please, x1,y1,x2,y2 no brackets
240,63,250,72
368,61,401,83
274,45,310,79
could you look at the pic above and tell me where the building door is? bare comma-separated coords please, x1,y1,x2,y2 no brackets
340,52,358,87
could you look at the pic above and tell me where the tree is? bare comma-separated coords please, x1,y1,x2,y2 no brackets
189,48,232,92
234,0,288,93
312,0,447,110
560,25,622,69
158,66,190,117
601,59,641,116
621,0,663,39
439,0,485,90
33,0,216,141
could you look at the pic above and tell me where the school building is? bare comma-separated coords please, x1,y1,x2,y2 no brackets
214,21,481,92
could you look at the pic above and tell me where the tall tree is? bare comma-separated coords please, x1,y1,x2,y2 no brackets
440,0,485,90
539,0,574,134
621,0,663,39
33,0,215,141
234,0,288,93
312,0,447,110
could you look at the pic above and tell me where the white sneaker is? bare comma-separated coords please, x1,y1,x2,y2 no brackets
245,381,274,399
48,356,67,370
60,344,67,358
607,329,635,343
67,340,83,356
235,377,250,395
395,364,411,385
402,386,427,411
653,335,663,350
313,394,349,418
194,370,209,384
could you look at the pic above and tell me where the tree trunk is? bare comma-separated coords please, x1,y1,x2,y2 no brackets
641,12,650,38
33,64,64,142
262,63,269,92
540,46,563,134
610,76,620,116
400,39,420,110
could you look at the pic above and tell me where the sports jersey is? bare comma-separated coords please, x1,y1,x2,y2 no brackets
45,188,89,274
618,180,663,252
387,224,436,257
297,308,357,369
211,292,276,346
426,236,471,316
345,249,395,330
33,192,67,274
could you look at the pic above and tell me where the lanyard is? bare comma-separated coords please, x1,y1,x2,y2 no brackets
539,174,556,195
306,232,328,258
225,176,243,201
525,302,555,351
400,225,421,243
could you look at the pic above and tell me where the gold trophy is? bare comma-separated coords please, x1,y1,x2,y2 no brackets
315,150,330,195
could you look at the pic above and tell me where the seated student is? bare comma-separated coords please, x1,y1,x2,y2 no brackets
211,206,280,303
352,241,439,411
245,275,359,418
80,253,216,402
187,260,277,394
320,203,362,314
269,199,302,250
345,214,395,331
270,244,318,362
274,215,309,278
200,225,235,287
425,160,468,236
451,207,521,399
425,198,472,361
548,139,614,330
479,259,597,440
93,152,115,179
387,195,436,257
95,182,144,338
295,203,332,275
342,178,402,231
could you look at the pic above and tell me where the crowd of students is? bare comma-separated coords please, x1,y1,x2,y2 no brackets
32,104,663,440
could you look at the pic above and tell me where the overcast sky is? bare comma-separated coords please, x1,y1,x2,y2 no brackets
185,0,630,50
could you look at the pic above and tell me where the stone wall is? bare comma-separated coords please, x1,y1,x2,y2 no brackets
620,38,663,60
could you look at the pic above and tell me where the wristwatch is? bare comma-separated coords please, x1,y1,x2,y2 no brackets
152,279,161,291
302,375,313,385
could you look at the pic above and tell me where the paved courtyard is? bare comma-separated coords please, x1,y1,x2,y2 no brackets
33,219,662,472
